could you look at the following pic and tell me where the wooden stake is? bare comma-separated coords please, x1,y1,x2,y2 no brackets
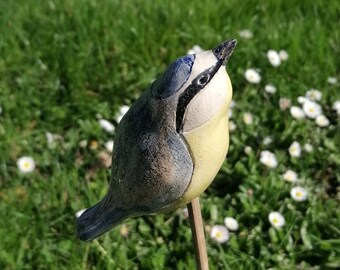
187,197,209,270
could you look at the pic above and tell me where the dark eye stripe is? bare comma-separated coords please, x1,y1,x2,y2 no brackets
175,61,223,133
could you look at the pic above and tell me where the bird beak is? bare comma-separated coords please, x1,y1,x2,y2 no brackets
213,39,237,66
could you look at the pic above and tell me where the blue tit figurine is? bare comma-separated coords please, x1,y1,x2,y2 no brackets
77,39,237,241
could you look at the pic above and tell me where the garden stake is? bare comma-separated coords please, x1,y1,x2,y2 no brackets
77,39,237,243
188,197,209,270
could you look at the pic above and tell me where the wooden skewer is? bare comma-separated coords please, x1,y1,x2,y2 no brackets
187,197,209,270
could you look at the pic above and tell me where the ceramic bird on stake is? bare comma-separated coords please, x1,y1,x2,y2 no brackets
77,38,236,268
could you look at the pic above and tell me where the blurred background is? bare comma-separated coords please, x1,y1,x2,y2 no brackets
0,0,339,269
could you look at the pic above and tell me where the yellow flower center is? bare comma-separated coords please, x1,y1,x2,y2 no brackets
215,231,222,238
23,162,30,168
272,218,278,224
296,191,302,197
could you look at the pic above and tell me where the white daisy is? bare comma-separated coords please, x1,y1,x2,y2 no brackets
260,150,278,168
265,84,277,94
303,143,313,153
228,108,233,119
45,131,54,145
99,119,115,133
289,141,301,157
229,121,236,131
244,146,252,155
290,106,305,119
243,112,253,125
263,136,272,145
239,29,253,39
210,225,229,243
268,212,285,228
306,89,322,101
279,98,291,111
245,69,261,84
120,224,129,237
187,45,204,55
267,50,281,67
327,77,337,84
224,217,239,231
279,50,289,61
297,96,309,104
282,169,298,183
79,140,88,148
17,156,36,173
230,100,237,108
332,100,340,115
303,100,322,119
115,105,130,123
290,186,308,202
75,208,87,218
104,140,114,152
315,115,330,127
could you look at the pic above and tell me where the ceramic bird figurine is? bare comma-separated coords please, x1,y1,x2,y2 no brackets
77,39,237,241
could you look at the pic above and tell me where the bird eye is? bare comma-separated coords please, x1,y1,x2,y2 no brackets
197,74,210,86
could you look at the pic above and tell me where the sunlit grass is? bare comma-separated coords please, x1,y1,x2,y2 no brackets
0,0,339,269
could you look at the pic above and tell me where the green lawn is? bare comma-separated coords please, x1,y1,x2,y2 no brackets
0,0,339,269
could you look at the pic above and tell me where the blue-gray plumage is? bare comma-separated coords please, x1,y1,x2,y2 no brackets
77,39,237,241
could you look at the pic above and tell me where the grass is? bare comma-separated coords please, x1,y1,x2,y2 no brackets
0,0,339,269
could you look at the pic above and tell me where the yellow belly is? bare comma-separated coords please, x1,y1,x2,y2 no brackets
161,84,231,212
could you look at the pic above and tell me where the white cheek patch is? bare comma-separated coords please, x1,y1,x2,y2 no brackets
182,67,229,132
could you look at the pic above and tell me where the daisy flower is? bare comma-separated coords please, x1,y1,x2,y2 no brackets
263,136,272,145
120,224,129,237
75,209,87,218
303,100,322,119
224,217,239,231
187,45,204,55
279,50,289,61
115,105,130,123
265,84,277,94
282,169,298,183
303,143,313,153
243,112,253,125
210,225,229,243
244,146,252,155
17,156,36,173
230,100,237,108
332,100,340,115
245,69,261,84
45,131,54,145
290,186,308,202
239,29,253,39
290,106,305,119
297,96,309,104
79,140,88,148
229,121,236,131
99,119,115,133
104,140,114,152
228,108,233,119
260,150,278,168
289,141,301,157
327,77,337,84
268,212,285,228
315,115,330,127
279,98,291,111
306,89,322,101
267,50,281,67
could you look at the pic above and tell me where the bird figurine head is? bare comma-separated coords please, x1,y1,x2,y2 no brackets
77,39,237,241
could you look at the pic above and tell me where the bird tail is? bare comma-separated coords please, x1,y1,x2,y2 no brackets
76,197,128,241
